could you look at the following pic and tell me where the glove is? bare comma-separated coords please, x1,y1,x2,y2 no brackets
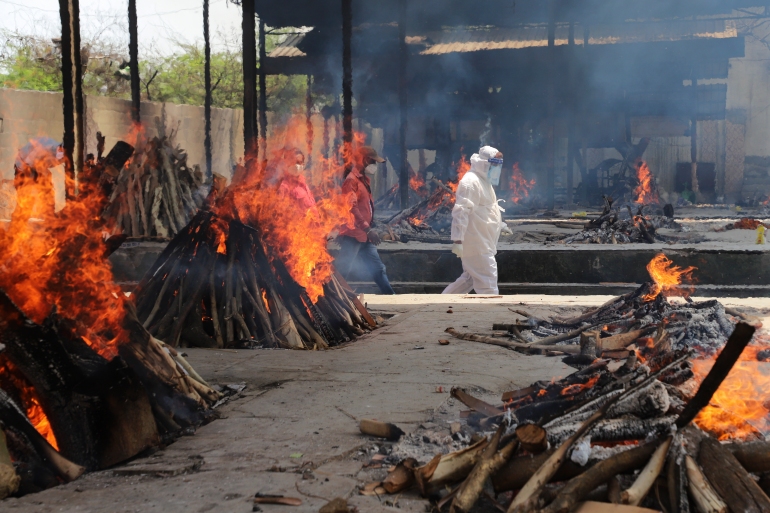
452,243,463,259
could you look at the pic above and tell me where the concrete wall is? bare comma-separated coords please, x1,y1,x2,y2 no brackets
0,88,244,182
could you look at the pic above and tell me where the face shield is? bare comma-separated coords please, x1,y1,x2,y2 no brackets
487,157,503,186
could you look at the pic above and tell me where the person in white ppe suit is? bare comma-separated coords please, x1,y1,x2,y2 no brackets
442,146,506,295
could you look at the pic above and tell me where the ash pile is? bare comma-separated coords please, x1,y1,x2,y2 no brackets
557,196,686,245
357,254,770,512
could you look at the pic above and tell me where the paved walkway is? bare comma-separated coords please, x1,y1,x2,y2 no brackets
5,294,767,512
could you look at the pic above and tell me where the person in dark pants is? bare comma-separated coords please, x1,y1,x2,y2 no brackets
335,146,396,295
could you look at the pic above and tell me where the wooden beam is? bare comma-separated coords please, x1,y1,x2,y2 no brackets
242,0,258,158
128,0,140,124
341,0,353,175
203,0,213,180
398,0,409,210
258,17,268,166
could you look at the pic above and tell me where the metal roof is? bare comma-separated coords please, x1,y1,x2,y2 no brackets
267,19,739,59
419,19,738,55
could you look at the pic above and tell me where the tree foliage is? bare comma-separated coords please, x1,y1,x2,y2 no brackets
0,29,309,117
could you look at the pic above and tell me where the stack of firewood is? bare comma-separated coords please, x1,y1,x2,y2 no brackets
133,211,375,350
559,196,680,245
368,320,763,513
100,130,207,239
382,179,457,243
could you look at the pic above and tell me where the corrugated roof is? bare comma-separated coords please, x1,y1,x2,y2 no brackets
267,20,738,59
268,31,309,58
420,19,738,55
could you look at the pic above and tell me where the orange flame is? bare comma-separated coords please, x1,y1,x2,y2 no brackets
643,253,696,302
634,161,659,205
560,375,600,396
692,345,770,440
409,172,428,197
219,115,357,303
1,139,127,359
508,163,535,204
261,289,271,314
0,359,58,449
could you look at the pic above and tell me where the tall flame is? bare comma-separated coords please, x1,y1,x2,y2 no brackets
693,345,770,440
634,161,659,204
219,115,356,302
643,253,696,302
508,163,535,204
0,140,127,359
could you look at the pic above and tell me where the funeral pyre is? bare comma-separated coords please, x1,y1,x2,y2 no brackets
98,124,208,239
0,139,223,499
557,196,682,245
132,116,375,350
359,254,770,513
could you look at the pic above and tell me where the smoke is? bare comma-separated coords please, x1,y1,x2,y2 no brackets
479,116,492,147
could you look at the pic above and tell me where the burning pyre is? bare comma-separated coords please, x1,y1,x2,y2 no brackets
0,139,222,498
559,196,681,244
359,253,770,512
133,115,376,349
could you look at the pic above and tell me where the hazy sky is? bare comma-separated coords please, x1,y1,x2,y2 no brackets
0,0,245,54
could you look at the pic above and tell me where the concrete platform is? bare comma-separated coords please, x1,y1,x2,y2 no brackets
5,294,768,513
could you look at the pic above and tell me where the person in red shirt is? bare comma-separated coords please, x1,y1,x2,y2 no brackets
336,146,396,294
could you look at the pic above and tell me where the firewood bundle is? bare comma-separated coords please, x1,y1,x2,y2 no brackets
560,196,680,245
368,322,768,513
374,182,427,211
0,291,222,497
382,179,457,243
101,132,207,239
133,210,375,350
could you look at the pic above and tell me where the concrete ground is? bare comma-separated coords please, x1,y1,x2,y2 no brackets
5,294,768,513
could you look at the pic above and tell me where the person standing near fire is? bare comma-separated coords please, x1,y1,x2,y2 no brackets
335,146,396,295
278,147,318,217
442,146,506,295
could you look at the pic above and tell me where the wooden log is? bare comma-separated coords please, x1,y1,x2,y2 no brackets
383,458,417,494
516,423,548,454
415,438,488,496
445,328,581,354
540,443,658,513
620,436,672,506
531,324,595,346
685,455,726,513
209,268,225,348
450,388,503,417
598,328,655,351
0,388,85,482
698,437,770,513
359,419,403,441
0,428,20,499
726,440,770,473
451,424,518,513
492,449,585,493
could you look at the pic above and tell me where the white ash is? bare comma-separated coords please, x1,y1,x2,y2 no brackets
570,437,592,466
387,429,481,465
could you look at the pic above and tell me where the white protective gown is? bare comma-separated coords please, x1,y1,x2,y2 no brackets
442,147,505,295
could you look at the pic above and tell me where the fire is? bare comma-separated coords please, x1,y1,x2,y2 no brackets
560,375,600,396
692,345,770,440
634,161,659,205
218,115,356,302
409,172,428,197
0,139,127,360
0,359,58,449
643,253,696,302
508,163,535,204
262,289,271,313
